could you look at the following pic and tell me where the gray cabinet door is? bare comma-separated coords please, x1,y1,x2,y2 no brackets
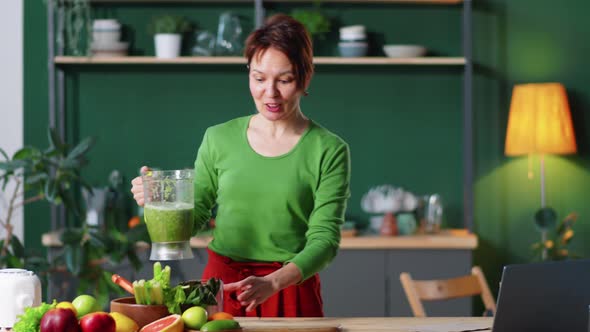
320,250,387,317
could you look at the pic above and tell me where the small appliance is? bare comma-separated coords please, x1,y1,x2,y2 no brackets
0,269,42,328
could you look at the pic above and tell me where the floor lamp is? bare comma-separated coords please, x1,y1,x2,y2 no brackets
504,83,577,260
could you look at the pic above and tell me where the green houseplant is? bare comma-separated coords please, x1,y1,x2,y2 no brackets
290,1,331,39
0,128,95,272
151,15,191,58
0,128,146,306
531,209,581,261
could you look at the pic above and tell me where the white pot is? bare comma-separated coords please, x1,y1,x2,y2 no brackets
154,34,182,59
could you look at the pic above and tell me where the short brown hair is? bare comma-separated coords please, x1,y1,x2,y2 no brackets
244,14,314,91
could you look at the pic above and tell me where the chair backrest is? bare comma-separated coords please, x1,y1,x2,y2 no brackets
399,266,496,317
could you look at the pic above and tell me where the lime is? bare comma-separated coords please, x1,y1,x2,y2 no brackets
72,294,101,318
181,306,208,330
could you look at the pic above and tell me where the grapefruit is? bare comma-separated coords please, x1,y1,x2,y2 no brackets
139,314,183,332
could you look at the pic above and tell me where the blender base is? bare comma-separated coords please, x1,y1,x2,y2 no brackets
150,241,194,260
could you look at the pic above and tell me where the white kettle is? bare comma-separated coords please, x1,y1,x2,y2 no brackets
0,269,42,328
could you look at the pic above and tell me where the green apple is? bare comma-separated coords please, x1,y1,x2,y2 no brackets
181,306,208,330
72,294,101,318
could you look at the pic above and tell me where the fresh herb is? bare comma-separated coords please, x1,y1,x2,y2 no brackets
165,278,221,314
150,15,191,35
13,300,57,332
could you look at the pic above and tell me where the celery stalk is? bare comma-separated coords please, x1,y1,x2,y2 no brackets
133,280,144,304
150,281,164,305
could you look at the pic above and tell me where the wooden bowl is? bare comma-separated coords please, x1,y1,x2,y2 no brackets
110,297,170,329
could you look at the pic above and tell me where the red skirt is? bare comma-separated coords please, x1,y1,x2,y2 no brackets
201,248,324,317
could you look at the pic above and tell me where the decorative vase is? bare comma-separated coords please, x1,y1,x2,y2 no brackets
380,212,398,236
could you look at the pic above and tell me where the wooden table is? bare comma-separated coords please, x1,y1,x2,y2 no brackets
235,317,493,332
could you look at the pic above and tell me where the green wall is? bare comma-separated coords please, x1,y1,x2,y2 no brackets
24,0,590,299
472,0,590,292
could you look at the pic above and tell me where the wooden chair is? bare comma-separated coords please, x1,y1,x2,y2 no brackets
399,266,496,317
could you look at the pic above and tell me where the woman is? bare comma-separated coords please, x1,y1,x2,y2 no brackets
131,14,350,317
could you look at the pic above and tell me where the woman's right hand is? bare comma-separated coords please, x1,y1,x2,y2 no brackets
131,166,150,206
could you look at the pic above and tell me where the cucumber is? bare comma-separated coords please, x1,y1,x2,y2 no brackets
200,319,241,331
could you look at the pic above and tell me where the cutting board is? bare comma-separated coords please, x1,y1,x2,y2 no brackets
186,320,341,332
186,328,340,332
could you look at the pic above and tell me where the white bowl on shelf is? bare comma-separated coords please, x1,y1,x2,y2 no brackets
383,45,427,58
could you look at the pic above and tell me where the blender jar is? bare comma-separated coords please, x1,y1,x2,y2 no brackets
142,169,194,260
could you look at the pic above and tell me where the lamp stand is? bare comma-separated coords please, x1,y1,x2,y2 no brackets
540,154,547,260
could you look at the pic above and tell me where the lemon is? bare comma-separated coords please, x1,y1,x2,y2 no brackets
110,312,139,332
56,301,77,317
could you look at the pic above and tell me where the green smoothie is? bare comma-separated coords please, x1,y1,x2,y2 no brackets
144,202,194,242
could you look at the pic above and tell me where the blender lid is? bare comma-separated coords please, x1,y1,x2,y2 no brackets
0,269,35,277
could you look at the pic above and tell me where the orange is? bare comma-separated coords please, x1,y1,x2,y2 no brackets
128,216,141,229
208,311,234,321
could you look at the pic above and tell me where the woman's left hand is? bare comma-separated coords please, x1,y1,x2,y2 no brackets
224,276,278,312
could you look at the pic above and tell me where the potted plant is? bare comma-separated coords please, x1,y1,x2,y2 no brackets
290,1,331,40
151,15,191,59
0,128,147,307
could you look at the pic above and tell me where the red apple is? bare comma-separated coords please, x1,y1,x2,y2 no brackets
79,312,116,332
40,308,81,332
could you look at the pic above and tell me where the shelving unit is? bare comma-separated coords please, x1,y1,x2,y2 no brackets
88,0,463,3
54,55,466,65
47,0,473,230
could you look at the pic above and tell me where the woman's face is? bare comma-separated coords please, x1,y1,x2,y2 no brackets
249,47,305,122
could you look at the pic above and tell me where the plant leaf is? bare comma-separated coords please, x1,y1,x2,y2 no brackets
60,228,85,245
0,147,8,160
0,159,27,171
61,187,84,218
11,235,25,258
67,136,95,160
48,127,66,154
13,146,40,161
6,254,23,268
65,244,83,276
25,173,48,185
44,178,57,203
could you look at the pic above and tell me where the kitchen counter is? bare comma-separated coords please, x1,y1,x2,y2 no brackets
42,229,477,250
42,229,477,317
235,317,493,332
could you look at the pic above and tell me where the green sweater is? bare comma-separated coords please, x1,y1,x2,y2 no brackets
193,115,351,281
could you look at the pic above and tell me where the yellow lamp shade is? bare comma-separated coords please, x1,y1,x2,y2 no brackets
505,83,577,156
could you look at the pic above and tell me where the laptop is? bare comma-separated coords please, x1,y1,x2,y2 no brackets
493,259,590,332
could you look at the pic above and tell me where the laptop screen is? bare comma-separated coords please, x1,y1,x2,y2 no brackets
493,259,590,332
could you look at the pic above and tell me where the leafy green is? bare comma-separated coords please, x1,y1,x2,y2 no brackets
13,300,57,332
165,278,221,314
